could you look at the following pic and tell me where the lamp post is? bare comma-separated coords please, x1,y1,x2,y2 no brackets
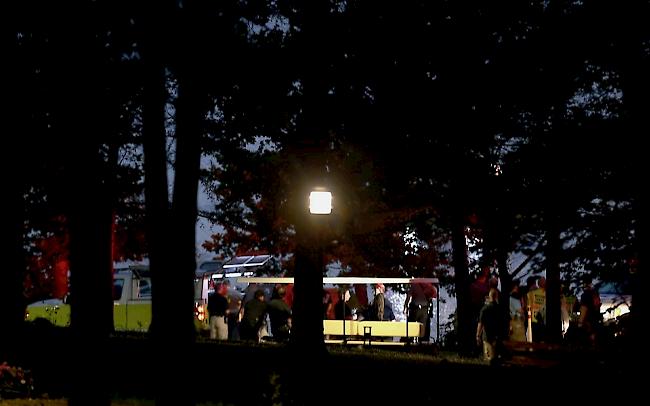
291,188,332,353
309,189,331,281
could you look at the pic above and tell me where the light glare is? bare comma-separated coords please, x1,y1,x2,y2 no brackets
309,191,332,214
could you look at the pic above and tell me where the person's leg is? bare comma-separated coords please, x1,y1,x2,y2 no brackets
483,340,496,362
416,306,429,342
209,315,218,340
227,313,240,340
216,316,228,340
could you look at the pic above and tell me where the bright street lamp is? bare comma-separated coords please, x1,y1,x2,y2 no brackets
309,190,332,215
291,188,332,351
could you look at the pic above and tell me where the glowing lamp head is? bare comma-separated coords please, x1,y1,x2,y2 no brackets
309,191,332,214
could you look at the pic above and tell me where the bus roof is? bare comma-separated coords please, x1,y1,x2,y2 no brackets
223,255,272,269
236,277,438,284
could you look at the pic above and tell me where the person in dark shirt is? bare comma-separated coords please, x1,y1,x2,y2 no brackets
240,289,268,342
476,288,504,364
322,289,334,320
404,282,437,342
334,288,354,320
207,284,229,340
268,286,292,341
369,283,386,321
578,278,602,347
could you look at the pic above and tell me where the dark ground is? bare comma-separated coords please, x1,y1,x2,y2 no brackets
5,325,641,405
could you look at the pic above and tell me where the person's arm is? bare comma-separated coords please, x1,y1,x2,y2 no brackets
377,294,385,321
238,302,246,322
476,322,483,344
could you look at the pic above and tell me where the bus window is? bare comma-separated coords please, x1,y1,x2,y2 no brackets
113,279,124,301
138,279,152,299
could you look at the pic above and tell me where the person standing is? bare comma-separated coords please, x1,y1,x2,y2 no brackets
470,266,492,325
322,289,335,320
240,289,268,342
578,278,602,347
509,282,526,342
369,283,386,321
334,287,354,320
404,282,437,342
476,288,504,364
525,276,546,342
268,286,292,342
207,283,229,340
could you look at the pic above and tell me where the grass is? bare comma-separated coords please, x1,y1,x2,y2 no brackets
7,331,626,404
0,400,229,406
0,401,68,406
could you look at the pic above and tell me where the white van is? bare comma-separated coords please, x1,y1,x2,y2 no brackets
598,281,631,324
193,256,271,331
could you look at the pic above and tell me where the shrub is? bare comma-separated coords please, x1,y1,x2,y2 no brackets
0,362,34,400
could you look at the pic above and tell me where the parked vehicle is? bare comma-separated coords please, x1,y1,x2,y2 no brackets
193,255,271,332
25,265,152,331
26,256,273,334
598,281,631,325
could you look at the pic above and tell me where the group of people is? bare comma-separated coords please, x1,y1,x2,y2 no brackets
210,279,440,343
474,274,544,364
322,284,395,322
474,268,604,364
207,283,293,343
323,282,437,342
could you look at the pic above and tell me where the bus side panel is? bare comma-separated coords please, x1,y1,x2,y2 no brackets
125,301,152,331
27,304,71,327
55,304,71,327
114,303,127,330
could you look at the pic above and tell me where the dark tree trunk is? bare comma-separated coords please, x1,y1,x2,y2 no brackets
627,87,647,360
290,215,327,353
288,0,331,358
64,62,115,406
151,4,205,394
151,71,202,406
141,2,200,405
618,2,649,358
544,220,562,343
485,198,513,303
285,3,333,402
67,161,114,406
451,207,473,354
496,248,512,305
142,0,171,340
0,163,26,362
170,76,203,341
63,7,114,405
65,108,114,406
1,9,28,361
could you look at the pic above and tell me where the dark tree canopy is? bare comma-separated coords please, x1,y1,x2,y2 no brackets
4,2,645,398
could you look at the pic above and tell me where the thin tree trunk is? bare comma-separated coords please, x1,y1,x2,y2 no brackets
544,218,562,343
451,207,473,354
170,76,202,342
142,0,171,339
0,165,26,361
152,72,201,406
